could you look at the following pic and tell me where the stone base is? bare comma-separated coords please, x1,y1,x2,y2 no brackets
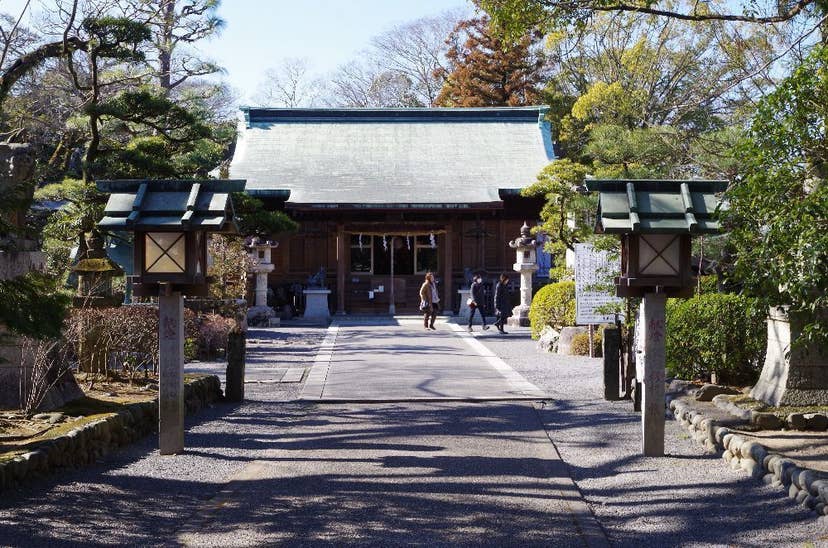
247,305,276,327
507,304,530,327
751,307,828,407
303,289,331,321
457,289,472,320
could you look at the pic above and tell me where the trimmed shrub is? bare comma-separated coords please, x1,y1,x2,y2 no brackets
529,281,576,340
665,293,766,384
570,331,602,356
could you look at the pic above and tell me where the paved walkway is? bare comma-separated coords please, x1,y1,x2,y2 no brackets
301,320,545,401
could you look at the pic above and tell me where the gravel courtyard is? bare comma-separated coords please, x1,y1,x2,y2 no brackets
0,321,825,547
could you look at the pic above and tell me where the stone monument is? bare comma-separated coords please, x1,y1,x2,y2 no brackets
246,236,279,327
751,307,828,406
303,267,331,322
507,222,538,327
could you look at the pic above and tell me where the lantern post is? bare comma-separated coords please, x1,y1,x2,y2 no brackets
97,179,245,455
586,179,726,456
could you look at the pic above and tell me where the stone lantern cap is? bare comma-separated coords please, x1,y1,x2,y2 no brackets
96,179,245,234
71,230,123,276
509,221,538,249
585,179,726,235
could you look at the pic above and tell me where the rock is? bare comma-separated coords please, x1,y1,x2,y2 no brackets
695,383,740,402
788,413,808,430
751,411,784,430
537,326,560,353
804,413,828,431
557,326,588,355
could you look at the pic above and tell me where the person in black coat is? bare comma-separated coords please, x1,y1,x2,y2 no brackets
467,274,490,332
493,273,512,334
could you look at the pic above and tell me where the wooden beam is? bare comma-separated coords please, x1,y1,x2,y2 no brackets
336,223,346,315
443,224,453,313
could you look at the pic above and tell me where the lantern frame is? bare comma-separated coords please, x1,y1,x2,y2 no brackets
96,179,245,297
586,179,726,298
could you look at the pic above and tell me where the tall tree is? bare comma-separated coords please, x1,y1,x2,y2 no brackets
255,57,326,108
434,15,545,107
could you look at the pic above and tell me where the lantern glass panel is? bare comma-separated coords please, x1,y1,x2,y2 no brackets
638,234,680,276
145,232,186,273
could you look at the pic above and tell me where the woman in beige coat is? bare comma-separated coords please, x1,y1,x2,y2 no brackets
419,272,439,330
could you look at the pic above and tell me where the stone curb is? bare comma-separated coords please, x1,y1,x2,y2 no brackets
670,398,828,518
0,375,222,493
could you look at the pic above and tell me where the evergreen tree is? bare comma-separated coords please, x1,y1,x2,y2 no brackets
434,16,545,107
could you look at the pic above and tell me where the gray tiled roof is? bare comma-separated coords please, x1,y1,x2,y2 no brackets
229,107,554,206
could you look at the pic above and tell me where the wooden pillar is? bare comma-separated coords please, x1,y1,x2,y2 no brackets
158,291,184,455
336,223,346,315
443,225,453,313
641,292,667,457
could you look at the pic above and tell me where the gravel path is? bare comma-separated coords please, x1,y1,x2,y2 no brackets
0,327,325,547
475,327,828,547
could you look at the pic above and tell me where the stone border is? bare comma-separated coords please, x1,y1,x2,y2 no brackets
299,324,339,400
670,398,828,518
0,375,222,493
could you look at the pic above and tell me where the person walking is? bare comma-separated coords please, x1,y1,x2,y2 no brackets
419,272,439,330
493,273,512,334
467,274,490,332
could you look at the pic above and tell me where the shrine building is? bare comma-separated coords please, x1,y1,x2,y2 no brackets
228,106,554,314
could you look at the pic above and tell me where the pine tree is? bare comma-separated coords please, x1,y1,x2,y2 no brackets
434,16,544,107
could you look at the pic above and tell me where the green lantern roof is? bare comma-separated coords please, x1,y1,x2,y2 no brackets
585,179,727,235
96,179,245,233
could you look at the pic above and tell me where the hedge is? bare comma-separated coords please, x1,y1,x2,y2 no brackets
529,281,576,339
665,292,767,384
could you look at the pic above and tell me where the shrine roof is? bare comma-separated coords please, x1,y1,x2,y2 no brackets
586,179,727,235
229,106,555,207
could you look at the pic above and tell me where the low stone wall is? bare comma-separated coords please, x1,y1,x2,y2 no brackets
0,375,222,492
670,398,828,517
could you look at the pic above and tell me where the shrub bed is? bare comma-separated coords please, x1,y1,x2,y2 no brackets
665,293,766,384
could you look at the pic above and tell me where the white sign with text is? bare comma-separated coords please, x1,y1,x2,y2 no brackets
574,243,622,325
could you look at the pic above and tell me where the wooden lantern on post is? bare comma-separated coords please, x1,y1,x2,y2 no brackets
586,179,726,457
96,179,245,455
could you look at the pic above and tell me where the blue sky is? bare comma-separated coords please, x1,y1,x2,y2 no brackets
2,0,472,103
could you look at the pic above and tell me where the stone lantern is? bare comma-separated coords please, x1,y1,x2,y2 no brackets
97,179,244,455
507,222,539,327
71,230,124,374
587,179,725,456
246,236,279,326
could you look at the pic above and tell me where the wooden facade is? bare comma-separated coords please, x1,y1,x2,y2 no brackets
259,199,544,314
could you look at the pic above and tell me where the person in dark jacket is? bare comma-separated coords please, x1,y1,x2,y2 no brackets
493,273,512,334
467,274,490,332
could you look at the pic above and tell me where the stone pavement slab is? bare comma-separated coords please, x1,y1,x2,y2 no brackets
300,321,546,401
178,401,607,547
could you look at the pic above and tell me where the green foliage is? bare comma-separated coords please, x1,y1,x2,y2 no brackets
724,45,828,346
529,280,576,339
0,272,70,339
82,17,152,60
570,331,602,356
232,192,297,236
521,160,594,257
666,293,767,384
208,235,252,300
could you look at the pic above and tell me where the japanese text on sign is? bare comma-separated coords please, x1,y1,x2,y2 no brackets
574,243,623,325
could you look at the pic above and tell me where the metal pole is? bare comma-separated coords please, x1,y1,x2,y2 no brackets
158,289,184,455
389,236,396,315
588,324,595,358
